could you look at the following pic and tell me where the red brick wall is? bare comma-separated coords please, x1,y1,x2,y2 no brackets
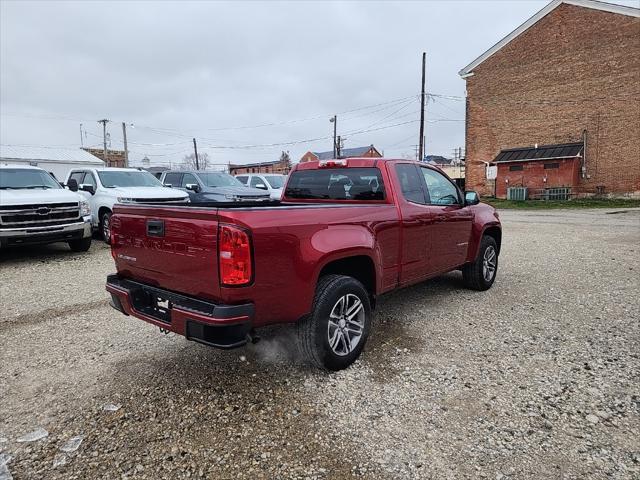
300,148,381,163
229,160,289,175
495,157,580,198
464,4,640,197
82,148,125,168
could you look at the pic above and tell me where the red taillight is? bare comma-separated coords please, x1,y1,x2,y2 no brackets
218,224,252,286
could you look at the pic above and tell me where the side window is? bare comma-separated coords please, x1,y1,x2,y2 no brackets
250,177,263,188
236,175,248,185
395,164,426,204
181,173,198,188
83,172,97,188
420,168,460,206
69,171,85,184
163,172,182,186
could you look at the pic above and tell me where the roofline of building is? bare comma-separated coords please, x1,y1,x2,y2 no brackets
458,0,640,77
229,161,281,168
0,156,104,165
499,141,584,153
494,154,582,163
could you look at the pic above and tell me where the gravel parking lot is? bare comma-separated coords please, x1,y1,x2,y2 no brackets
1,208,638,480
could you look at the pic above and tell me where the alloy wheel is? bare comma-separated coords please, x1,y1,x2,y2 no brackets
327,293,365,356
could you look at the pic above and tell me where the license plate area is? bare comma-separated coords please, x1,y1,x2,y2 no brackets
130,288,172,324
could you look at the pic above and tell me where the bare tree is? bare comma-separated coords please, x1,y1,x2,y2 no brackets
181,152,211,170
279,150,292,171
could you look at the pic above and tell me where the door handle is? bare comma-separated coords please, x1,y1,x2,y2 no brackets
146,219,165,237
434,215,446,223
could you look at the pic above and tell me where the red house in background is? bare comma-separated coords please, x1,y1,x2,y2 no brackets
493,141,584,199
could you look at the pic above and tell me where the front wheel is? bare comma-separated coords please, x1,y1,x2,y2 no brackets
100,211,112,244
462,235,498,291
68,237,92,252
297,274,372,371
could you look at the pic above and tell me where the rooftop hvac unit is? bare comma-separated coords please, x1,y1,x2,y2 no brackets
507,187,528,201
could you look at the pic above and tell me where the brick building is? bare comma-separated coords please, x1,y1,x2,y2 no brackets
460,0,640,199
300,145,382,163
229,158,290,175
82,148,126,168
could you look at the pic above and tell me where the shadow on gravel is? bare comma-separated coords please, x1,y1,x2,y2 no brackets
68,340,357,479
0,240,108,265
362,272,468,382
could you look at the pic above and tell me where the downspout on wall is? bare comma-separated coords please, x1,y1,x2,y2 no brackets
581,129,587,179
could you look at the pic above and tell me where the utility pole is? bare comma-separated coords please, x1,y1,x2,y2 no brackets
330,115,337,158
79,124,84,148
98,119,110,166
192,138,200,170
418,52,426,163
337,135,342,158
121,122,129,168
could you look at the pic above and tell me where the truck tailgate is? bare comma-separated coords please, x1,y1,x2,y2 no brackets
110,204,221,301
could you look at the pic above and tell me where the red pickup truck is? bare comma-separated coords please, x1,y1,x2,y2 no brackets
106,158,501,370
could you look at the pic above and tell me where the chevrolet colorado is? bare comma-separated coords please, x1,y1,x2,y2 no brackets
106,158,501,370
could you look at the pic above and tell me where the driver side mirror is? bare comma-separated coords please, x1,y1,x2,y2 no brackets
67,178,78,192
185,183,200,193
163,183,172,188
255,183,267,190
465,191,480,206
79,184,95,195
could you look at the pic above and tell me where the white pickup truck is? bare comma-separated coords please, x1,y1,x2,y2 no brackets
65,167,189,243
0,165,92,251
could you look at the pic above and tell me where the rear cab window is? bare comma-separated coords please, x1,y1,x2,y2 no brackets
284,167,385,201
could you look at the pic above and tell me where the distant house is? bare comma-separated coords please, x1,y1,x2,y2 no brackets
229,158,290,175
0,145,104,181
424,155,453,166
460,0,640,199
82,147,126,168
424,155,465,183
300,145,382,163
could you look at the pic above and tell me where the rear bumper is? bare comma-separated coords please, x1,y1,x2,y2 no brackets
0,217,91,247
106,274,253,349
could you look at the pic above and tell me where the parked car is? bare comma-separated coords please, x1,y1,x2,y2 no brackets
65,167,189,243
107,158,501,370
160,170,271,203
235,174,286,200
0,165,92,251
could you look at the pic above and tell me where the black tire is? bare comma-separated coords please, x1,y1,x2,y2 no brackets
462,235,498,291
297,274,372,371
68,237,92,252
100,211,112,244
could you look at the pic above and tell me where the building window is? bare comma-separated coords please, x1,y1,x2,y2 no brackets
509,164,524,171
544,163,560,169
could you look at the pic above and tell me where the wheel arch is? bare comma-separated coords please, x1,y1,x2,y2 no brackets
483,225,502,254
316,254,378,307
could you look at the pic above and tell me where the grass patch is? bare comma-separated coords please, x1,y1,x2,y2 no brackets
483,197,640,209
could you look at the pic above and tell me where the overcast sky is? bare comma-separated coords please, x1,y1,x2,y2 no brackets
1,0,637,168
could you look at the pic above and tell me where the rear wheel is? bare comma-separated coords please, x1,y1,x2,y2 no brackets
100,211,112,244
297,274,372,371
462,235,498,291
68,237,92,252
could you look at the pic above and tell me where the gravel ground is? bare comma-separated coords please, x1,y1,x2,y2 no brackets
0,208,638,480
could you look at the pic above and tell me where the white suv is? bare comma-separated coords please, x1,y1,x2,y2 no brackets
65,167,189,243
235,174,286,200
0,165,92,251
